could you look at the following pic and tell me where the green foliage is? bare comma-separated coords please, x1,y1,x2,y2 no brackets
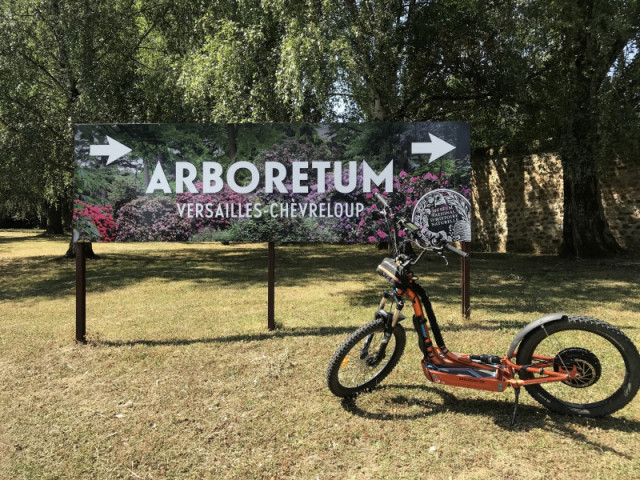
178,0,337,123
1,0,639,253
107,176,140,214
209,214,341,244
0,0,189,230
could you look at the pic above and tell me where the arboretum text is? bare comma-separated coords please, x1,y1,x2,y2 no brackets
147,160,394,195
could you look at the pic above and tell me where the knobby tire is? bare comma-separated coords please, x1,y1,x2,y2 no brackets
516,315,640,416
326,318,406,398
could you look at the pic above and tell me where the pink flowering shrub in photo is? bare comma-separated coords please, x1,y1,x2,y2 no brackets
73,200,116,242
176,182,247,232
352,170,469,243
115,196,195,241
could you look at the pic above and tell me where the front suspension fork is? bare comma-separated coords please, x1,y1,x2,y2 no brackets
378,290,405,330
364,290,405,365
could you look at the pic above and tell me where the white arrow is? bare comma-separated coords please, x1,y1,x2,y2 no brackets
411,134,456,163
89,136,131,165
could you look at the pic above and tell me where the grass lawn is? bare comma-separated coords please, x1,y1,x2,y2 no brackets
1,230,639,479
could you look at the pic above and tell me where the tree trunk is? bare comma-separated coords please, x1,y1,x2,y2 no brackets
559,99,621,258
558,0,622,258
227,123,238,162
144,160,151,187
560,158,621,258
46,202,64,235
65,238,98,259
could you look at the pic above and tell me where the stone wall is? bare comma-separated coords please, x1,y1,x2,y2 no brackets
471,154,640,253
600,156,640,250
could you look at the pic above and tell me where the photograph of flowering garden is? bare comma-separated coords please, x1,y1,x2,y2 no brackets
74,123,470,243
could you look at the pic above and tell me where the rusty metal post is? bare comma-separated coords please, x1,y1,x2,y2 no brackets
267,241,275,330
461,242,470,319
75,242,87,343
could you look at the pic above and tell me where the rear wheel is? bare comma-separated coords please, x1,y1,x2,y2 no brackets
516,316,640,416
327,317,406,398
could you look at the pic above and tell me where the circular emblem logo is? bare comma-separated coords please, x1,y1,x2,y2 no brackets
411,189,471,243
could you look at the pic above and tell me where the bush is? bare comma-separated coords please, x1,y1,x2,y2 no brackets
176,182,247,233
209,213,340,243
250,140,366,243
115,196,194,241
187,227,225,243
73,200,116,242
350,170,470,243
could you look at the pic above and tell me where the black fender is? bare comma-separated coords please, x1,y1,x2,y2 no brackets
506,312,567,358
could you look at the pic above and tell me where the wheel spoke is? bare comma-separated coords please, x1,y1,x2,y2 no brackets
527,330,627,405
338,331,397,388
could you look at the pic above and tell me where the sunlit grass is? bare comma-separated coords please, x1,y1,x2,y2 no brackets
1,230,639,479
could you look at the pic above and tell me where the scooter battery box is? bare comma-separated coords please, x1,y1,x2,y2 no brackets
376,258,407,288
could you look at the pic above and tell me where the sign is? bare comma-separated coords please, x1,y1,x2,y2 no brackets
74,123,470,243
412,189,472,243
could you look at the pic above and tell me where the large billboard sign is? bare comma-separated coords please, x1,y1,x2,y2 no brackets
73,123,470,243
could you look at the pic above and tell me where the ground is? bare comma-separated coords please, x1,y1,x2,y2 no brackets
1,231,639,479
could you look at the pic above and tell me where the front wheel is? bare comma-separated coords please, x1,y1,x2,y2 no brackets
516,315,640,416
327,317,406,398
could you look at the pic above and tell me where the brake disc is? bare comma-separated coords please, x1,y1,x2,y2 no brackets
554,347,602,388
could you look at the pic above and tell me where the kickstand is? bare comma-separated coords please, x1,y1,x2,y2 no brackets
511,387,520,426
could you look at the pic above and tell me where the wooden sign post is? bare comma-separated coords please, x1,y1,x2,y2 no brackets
75,242,87,343
267,242,275,330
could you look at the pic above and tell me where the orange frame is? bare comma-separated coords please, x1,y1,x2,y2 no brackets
396,287,577,393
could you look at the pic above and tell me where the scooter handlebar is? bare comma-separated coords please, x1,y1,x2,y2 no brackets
444,242,469,258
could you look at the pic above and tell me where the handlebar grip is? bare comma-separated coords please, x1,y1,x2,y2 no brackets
374,192,389,209
444,243,469,258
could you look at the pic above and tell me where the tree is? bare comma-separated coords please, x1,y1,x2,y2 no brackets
511,0,639,257
554,1,639,257
2,0,638,257
327,1,524,124
0,0,192,234
179,0,337,123
330,0,639,257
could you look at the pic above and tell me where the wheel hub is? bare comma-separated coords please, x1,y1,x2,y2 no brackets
554,347,601,388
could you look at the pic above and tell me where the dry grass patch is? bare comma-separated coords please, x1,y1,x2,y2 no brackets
1,231,639,479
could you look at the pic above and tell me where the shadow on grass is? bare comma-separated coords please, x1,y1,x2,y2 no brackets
0,246,384,301
2,243,639,322
0,235,45,244
92,322,532,352
467,254,640,315
341,383,638,458
0,231,55,244
95,325,359,348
